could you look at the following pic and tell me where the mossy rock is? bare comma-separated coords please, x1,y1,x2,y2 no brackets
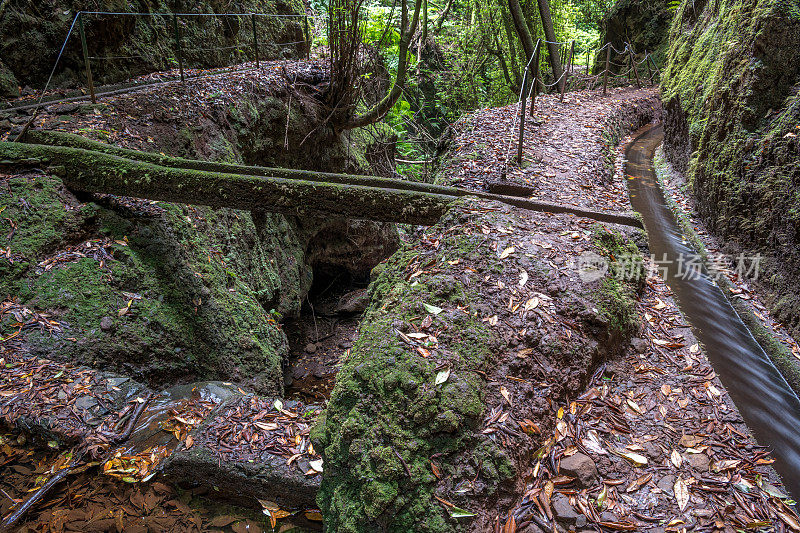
661,0,800,338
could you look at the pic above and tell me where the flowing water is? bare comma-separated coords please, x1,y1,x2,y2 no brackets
626,123,800,497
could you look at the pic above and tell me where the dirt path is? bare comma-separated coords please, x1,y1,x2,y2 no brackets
431,88,799,531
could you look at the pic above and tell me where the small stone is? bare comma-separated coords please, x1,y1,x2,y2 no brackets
631,337,648,353
552,494,581,526
559,452,598,488
74,396,98,411
657,474,675,494
644,441,664,461
100,316,114,331
684,452,710,472
339,340,352,349
335,289,370,314
305,343,317,354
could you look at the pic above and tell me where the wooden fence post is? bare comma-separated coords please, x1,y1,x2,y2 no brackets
586,50,590,74
560,41,573,102
628,42,641,88
251,13,260,68
78,13,96,104
516,67,529,165
602,45,610,95
172,14,185,83
529,39,540,117
646,52,654,84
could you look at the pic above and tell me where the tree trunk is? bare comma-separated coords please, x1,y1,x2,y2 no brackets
345,0,423,129
433,0,454,32
507,0,536,64
536,0,564,91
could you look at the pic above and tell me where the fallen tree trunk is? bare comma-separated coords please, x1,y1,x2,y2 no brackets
0,142,455,225
1,138,643,228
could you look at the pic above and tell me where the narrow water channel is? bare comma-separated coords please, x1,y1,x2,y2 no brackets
626,124,800,498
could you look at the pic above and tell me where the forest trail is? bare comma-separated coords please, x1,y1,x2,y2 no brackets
3,74,800,531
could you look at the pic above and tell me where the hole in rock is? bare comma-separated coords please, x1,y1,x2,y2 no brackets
282,268,370,403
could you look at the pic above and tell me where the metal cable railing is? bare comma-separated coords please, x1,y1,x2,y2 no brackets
495,38,657,177
60,10,311,104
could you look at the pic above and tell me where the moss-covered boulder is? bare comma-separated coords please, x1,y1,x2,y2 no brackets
0,170,307,393
0,60,19,99
314,199,644,531
0,0,307,91
661,0,800,336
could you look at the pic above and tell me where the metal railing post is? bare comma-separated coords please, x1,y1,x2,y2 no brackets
78,13,96,104
629,43,641,88
603,45,610,95
516,68,529,165
645,51,654,84
530,39,540,116
173,14,185,83
304,14,311,60
251,13,260,68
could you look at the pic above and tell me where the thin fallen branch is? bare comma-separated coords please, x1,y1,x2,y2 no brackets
0,394,153,531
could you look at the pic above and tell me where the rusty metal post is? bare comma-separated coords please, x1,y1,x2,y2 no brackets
173,14,185,83
602,45,610,95
516,67,529,165
304,14,311,60
251,13,260,68
529,39,540,116
78,13,96,104
630,47,641,88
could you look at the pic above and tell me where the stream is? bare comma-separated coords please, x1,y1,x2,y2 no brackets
626,123,800,498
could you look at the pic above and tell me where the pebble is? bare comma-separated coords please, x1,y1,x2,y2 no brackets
559,452,598,488
305,343,317,354
552,494,581,526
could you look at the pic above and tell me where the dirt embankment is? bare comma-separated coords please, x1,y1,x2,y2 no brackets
313,88,666,532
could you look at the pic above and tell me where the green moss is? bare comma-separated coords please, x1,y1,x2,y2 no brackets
591,225,644,338
662,0,800,336
315,203,507,532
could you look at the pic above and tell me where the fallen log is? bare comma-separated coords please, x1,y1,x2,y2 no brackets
0,142,456,225
1,138,643,228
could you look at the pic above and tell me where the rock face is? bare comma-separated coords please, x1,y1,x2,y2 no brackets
661,0,800,339
0,74,397,395
598,0,672,70
0,0,307,90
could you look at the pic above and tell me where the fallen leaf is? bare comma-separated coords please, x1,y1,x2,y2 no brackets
423,303,443,315
435,368,450,385
670,449,682,468
674,476,689,511
500,386,512,406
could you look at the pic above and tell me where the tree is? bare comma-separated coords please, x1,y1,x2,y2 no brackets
506,0,564,91
536,0,564,91
327,0,424,130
